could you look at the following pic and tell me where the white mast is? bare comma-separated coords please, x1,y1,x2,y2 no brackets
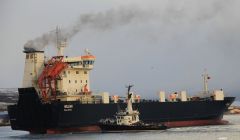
56,26,67,56
127,94,133,113
126,85,133,113
202,69,210,94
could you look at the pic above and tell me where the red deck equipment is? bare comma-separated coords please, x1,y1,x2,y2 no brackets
38,56,68,101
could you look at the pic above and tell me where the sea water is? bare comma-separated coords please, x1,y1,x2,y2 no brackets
0,115,239,140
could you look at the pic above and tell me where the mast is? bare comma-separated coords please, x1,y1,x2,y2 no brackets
126,85,133,113
56,26,67,56
202,70,210,94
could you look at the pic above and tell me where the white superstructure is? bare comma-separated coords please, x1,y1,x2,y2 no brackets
22,51,44,88
22,27,99,102
59,55,95,94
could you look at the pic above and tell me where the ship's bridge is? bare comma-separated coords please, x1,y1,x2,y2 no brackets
63,55,95,69
81,55,95,69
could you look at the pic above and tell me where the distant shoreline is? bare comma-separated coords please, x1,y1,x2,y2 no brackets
225,106,240,115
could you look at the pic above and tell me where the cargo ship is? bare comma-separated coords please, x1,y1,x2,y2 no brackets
8,29,235,134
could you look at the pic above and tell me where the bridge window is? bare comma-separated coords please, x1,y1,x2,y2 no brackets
83,60,93,65
69,80,71,83
76,71,79,74
84,71,87,74
89,61,94,65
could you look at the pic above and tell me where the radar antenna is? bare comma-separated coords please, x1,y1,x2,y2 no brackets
84,49,91,55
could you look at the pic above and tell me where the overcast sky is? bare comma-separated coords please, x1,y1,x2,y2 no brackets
0,0,239,99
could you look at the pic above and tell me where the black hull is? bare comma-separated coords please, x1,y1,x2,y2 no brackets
99,124,167,131
8,88,235,133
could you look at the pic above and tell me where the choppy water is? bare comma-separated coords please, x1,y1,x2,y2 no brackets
0,115,239,140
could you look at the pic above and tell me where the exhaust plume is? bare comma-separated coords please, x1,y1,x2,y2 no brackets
24,0,233,51
24,7,148,51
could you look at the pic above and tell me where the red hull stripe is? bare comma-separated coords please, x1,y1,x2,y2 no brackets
164,119,229,128
47,125,101,134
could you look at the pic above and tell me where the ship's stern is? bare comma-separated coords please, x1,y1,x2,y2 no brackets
7,87,53,133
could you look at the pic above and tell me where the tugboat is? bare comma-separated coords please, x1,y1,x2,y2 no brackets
99,85,168,131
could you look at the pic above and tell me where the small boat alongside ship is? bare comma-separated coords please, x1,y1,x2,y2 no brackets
99,85,167,131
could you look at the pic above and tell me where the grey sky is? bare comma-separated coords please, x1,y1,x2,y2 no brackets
0,0,239,99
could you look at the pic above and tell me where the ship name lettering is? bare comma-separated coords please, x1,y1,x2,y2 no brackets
64,109,72,111
64,105,73,109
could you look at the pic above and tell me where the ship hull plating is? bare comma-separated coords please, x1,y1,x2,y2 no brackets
8,88,235,133
99,124,167,131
